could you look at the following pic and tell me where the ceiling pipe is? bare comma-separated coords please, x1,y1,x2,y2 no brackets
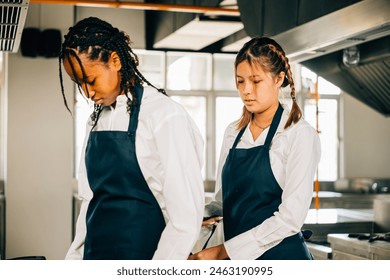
29,0,240,16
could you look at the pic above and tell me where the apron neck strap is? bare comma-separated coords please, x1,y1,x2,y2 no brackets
232,127,246,149
264,103,283,148
127,84,144,135
232,103,284,149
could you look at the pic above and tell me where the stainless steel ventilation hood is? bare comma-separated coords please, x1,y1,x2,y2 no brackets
0,0,29,52
229,0,390,63
302,36,390,117
273,0,390,63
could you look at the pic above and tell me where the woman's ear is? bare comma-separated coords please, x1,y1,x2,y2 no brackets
110,51,122,71
276,72,285,87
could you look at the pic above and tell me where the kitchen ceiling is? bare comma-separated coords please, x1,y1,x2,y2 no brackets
2,0,390,115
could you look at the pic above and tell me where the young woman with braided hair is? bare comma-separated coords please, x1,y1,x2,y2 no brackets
59,17,205,260
189,37,321,260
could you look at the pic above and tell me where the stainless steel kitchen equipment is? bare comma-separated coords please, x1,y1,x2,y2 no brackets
374,198,390,232
328,233,390,259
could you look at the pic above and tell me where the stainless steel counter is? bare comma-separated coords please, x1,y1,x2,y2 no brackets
310,191,390,209
303,208,374,242
206,189,390,209
328,233,390,260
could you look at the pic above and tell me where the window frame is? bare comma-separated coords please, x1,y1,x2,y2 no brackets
300,73,343,181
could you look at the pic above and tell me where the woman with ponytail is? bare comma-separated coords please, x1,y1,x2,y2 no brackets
59,17,204,260
189,37,321,260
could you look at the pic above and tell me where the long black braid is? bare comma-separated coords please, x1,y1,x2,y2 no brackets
58,17,166,126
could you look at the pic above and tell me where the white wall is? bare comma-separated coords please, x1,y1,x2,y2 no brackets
343,93,390,178
0,53,7,182
6,5,74,259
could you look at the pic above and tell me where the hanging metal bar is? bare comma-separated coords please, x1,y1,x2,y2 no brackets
29,0,240,16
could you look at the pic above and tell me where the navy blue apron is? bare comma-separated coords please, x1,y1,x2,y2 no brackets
83,85,165,260
222,103,312,260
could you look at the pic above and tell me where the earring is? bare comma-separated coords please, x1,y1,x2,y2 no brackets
88,104,102,126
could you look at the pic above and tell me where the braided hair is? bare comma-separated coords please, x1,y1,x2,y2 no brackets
58,17,166,125
234,37,302,130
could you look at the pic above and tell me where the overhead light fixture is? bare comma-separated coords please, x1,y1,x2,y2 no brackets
153,16,243,50
342,46,360,67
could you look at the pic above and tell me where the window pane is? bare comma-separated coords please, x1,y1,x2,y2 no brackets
318,77,341,95
301,66,317,94
215,96,242,173
213,53,236,91
171,95,206,179
167,52,212,90
136,50,165,88
304,99,338,181
301,66,317,82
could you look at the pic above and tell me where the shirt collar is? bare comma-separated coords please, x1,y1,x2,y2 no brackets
241,103,290,144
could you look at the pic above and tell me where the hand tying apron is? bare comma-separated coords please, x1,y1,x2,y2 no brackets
84,85,165,260
222,103,312,260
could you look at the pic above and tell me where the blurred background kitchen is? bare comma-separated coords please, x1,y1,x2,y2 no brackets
0,0,389,260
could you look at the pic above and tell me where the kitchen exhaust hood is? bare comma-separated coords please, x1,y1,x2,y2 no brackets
273,0,390,63
0,0,29,52
302,36,390,117
227,0,390,63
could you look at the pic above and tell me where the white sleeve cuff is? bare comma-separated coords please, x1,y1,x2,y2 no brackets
224,229,280,260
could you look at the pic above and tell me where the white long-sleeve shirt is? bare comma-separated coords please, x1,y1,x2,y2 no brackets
66,86,205,260
206,105,321,259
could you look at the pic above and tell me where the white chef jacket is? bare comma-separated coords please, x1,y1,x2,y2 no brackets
205,105,321,260
66,86,205,260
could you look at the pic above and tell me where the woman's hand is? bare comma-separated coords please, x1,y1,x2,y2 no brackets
188,244,228,260
202,216,223,227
